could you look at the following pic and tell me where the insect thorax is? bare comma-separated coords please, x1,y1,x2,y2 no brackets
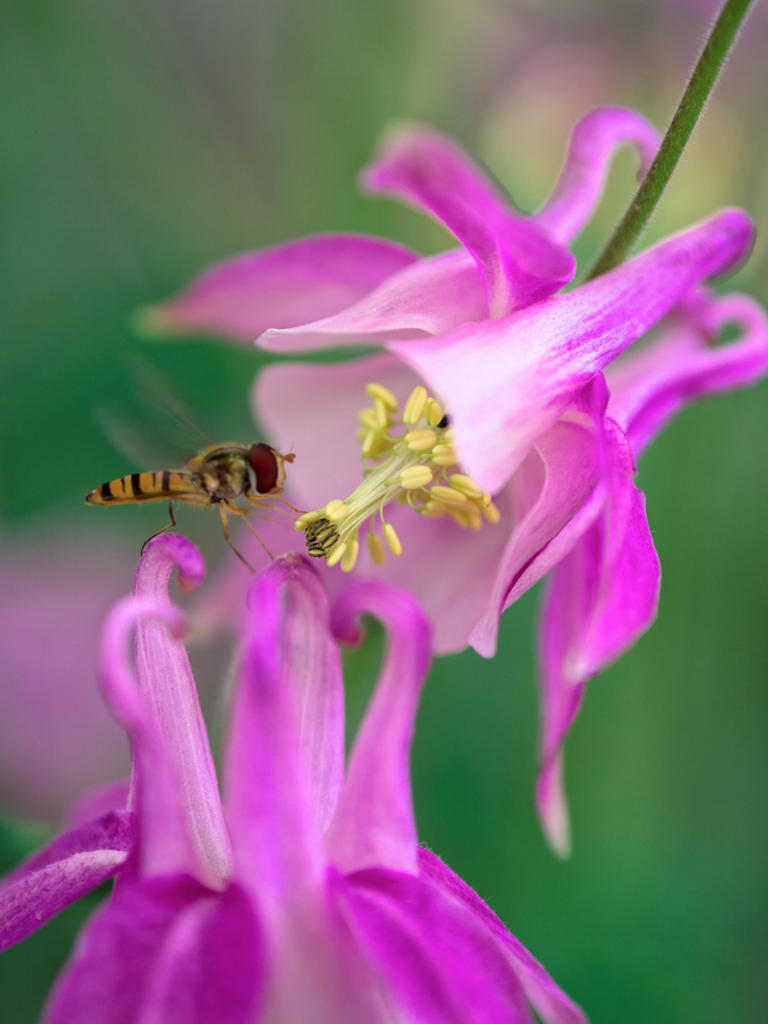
189,447,250,502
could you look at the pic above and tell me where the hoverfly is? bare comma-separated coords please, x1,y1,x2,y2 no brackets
85,442,296,570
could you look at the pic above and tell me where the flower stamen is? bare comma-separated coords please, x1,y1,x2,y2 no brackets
300,382,499,567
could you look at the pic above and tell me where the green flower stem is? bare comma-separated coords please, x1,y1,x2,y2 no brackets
587,0,755,280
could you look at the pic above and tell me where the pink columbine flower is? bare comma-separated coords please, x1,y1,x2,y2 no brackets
147,107,768,851
0,534,586,1024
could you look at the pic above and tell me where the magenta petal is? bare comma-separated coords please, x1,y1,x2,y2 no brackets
536,107,659,244
258,249,487,352
535,553,590,859
339,867,533,1024
326,583,431,875
575,422,660,676
390,209,754,493
469,377,608,658
100,593,211,885
142,234,417,343
274,556,345,835
354,495,512,655
535,741,578,861
133,536,232,886
0,811,134,952
264,876,394,1024
42,874,211,1024
608,293,768,457
126,883,264,1024
361,122,574,316
225,557,326,900
535,422,660,855
418,849,588,1024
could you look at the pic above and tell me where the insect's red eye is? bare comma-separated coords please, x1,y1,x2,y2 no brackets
247,443,279,493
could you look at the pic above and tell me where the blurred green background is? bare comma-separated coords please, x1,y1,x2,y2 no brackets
1,0,766,1020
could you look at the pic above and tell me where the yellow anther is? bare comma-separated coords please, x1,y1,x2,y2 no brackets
365,382,398,410
400,466,433,490
341,539,360,573
367,532,387,566
325,499,349,523
361,431,378,459
448,474,484,500
464,508,483,531
450,506,483,531
326,540,348,568
482,500,501,523
374,398,390,429
431,444,458,466
402,385,428,425
383,523,403,557
295,510,323,530
405,429,437,452
424,397,445,427
428,485,468,507
358,409,379,431
421,500,449,517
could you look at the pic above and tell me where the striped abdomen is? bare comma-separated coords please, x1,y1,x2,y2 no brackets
85,470,207,506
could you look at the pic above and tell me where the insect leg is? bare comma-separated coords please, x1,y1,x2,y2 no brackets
141,500,177,555
218,504,255,572
226,503,276,561
245,493,298,522
280,497,306,514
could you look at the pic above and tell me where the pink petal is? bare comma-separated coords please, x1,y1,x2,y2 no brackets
469,377,608,658
0,811,133,951
126,883,264,1024
42,875,222,1024
576,423,660,676
100,593,211,885
133,536,232,886
274,556,345,835
535,422,660,855
326,582,431,875
141,234,417,343
265,877,394,1024
535,107,660,245
607,292,768,457
534,745,576,862
258,249,486,353
418,849,588,1024
353,494,513,655
390,208,754,493
361,122,574,316
224,557,327,901
339,870,533,1024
